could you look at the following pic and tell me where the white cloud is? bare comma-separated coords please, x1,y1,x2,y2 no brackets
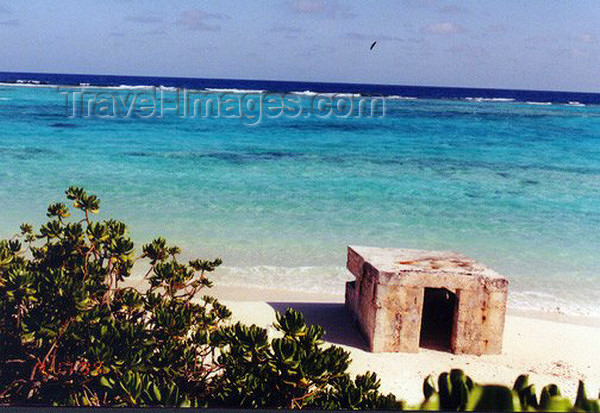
176,9,230,31
288,0,356,19
421,22,465,35
578,33,596,44
142,29,167,36
486,24,506,33
0,18,18,26
271,25,304,34
344,32,423,44
525,35,556,43
291,0,324,13
403,0,438,9
439,5,467,14
125,15,163,24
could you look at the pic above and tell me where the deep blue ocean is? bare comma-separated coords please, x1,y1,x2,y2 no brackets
1,72,599,317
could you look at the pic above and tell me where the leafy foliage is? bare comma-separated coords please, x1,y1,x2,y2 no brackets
420,369,600,412
0,187,228,406
211,308,402,409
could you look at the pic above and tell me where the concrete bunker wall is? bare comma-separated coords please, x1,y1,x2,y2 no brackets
345,246,508,355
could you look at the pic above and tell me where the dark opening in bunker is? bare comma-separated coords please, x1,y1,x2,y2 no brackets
419,287,457,351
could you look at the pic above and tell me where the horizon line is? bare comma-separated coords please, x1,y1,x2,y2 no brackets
1,70,600,96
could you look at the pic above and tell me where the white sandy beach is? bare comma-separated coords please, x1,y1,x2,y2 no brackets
207,284,600,405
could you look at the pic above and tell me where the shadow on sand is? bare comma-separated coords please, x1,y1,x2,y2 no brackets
267,302,368,351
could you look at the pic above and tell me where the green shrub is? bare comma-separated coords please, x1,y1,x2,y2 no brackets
420,370,600,412
211,308,402,409
0,187,398,408
0,187,229,406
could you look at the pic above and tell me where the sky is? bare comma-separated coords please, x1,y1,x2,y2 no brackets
0,0,599,92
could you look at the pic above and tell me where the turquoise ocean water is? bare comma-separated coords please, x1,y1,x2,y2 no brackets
1,80,599,317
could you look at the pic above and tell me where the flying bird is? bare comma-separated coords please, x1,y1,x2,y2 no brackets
370,41,377,50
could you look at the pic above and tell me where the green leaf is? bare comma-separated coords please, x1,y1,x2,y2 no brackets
423,374,436,400
466,385,521,412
